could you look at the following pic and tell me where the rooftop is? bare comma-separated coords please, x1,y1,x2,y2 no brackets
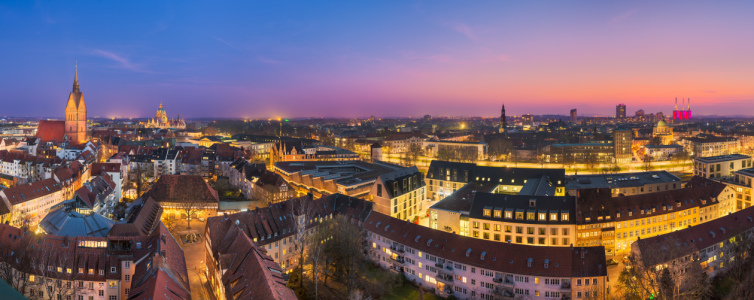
694,154,751,163
565,171,681,190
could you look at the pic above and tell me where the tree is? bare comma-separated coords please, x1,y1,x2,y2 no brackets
328,215,366,296
406,143,423,166
642,155,653,172
619,235,711,300
291,197,316,291
584,153,599,172
203,126,219,136
29,247,76,300
306,216,330,300
487,138,512,161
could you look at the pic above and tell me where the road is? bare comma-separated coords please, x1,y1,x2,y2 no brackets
358,151,693,175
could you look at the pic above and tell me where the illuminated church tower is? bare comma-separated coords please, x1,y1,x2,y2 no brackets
499,104,508,136
64,67,87,144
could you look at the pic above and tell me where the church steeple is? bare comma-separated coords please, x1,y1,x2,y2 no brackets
73,62,80,93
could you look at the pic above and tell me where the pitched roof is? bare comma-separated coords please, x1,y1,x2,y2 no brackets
142,175,219,204
0,178,62,206
365,212,607,278
36,120,66,142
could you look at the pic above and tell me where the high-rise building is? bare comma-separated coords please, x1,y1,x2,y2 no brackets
499,104,508,136
635,109,645,117
522,114,534,126
614,128,633,163
570,109,577,123
616,104,626,119
64,67,87,144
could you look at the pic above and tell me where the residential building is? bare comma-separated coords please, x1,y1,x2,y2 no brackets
683,135,739,157
0,220,190,300
564,171,682,197
422,140,487,161
613,129,633,163
425,161,566,201
632,205,754,278
693,154,752,179
370,166,427,221
381,132,427,153
644,144,683,160
366,212,608,300
465,193,577,247
0,178,65,226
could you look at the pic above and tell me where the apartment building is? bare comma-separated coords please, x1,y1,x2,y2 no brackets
366,212,608,300
633,204,754,277
425,161,566,201
370,166,427,221
564,171,682,197
683,135,739,157
465,193,577,247
693,154,752,179
0,178,65,226
0,221,189,300
575,177,735,257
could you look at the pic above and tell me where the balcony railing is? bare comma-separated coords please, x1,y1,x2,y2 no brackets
390,245,405,253
561,282,571,290
390,256,404,264
493,286,515,298
436,274,454,284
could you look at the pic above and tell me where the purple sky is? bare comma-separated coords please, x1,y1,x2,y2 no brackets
1,1,753,119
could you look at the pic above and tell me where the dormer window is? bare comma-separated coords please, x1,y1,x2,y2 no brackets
539,213,546,221
466,248,472,257
544,259,549,268
505,211,513,219
494,210,502,218
561,214,569,221
529,200,536,207
550,213,557,221
527,257,533,267
483,209,491,217
480,251,486,260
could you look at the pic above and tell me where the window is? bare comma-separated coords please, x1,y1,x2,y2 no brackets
108,281,117,288
109,296,116,300
99,290,104,296
125,288,130,296
99,269,104,276
125,261,131,268
125,274,130,282
110,267,116,273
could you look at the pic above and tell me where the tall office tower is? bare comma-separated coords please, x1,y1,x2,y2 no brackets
613,128,633,163
570,109,577,123
616,104,626,119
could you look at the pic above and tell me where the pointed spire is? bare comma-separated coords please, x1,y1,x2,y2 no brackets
72,62,80,93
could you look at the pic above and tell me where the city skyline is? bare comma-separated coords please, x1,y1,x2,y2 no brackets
2,1,754,118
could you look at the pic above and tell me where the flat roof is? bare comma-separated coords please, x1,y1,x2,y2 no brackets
565,171,681,190
695,154,751,163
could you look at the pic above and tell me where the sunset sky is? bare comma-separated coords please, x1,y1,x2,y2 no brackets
1,1,753,119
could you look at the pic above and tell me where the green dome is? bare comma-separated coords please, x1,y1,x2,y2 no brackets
657,119,668,127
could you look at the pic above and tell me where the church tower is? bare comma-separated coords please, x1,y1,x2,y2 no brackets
64,66,87,144
499,104,508,136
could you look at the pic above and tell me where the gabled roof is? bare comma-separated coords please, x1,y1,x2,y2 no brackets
142,175,219,204
36,120,66,142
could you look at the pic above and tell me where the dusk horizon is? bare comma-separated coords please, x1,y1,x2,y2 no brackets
2,1,753,119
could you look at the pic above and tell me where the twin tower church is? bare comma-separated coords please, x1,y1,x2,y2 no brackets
36,68,185,145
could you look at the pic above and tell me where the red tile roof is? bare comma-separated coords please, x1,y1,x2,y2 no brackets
91,162,121,175
0,178,62,205
634,204,754,265
35,120,66,142
366,211,607,278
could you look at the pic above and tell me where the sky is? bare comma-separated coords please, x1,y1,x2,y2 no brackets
1,1,753,119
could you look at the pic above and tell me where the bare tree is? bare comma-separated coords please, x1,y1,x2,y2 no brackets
291,197,316,290
329,215,366,296
306,214,330,300
406,143,423,166
619,235,711,300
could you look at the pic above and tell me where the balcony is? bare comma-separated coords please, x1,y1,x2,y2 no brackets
390,255,404,264
389,266,404,273
437,265,454,275
561,281,572,290
390,245,405,253
560,292,572,300
493,276,515,287
493,286,515,298
436,274,454,284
